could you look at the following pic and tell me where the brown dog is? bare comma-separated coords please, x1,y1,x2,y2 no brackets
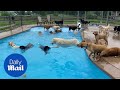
77,40,107,58
94,47,120,61
43,25,52,31
100,47,120,57
93,31,108,45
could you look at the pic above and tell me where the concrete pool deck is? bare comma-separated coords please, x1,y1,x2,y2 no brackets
81,26,120,79
0,25,36,39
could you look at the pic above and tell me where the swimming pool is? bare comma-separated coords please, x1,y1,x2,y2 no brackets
0,26,111,79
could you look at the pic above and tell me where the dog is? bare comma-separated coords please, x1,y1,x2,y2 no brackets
43,25,52,31
95,47,120,61
38,31,42,36
52,25,61,30
68,25,80,31
93,31,108,45
54,20,63,25
77,40,107,58
98,24,110,36
39,44,51,55
49,31,56,34
19,43,34,51
97,39,107,46
55,29,62,33
114,26,120,35
51,38,79,47
100,47,120,57
80,19,90,24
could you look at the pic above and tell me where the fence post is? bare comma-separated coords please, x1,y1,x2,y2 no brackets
84,11,87,20
9,16,12,35
21,15,23,31
77,11,79,21
106,11,109,25
100,11,103,24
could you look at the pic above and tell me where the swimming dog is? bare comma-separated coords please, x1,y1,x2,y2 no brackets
51,38,79,47
39,45,51,54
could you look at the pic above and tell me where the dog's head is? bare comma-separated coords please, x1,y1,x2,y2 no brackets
93,31,98,35
77,40,88,48
50,31,53,34
44,46,51,51
9,41,14,46
51,38,57,44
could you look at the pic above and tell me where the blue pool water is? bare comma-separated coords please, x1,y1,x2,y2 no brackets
0,27,111,79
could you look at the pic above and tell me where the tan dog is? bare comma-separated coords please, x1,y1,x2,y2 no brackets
43,25,52,30
9,42,20,49
77,40,107,58
51,38,79,47
98,24,110,32
98,24,110,36
93,31,108,45
53,25,60,30
97,39,107,46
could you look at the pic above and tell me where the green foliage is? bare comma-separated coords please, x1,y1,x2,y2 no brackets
1,11,11,16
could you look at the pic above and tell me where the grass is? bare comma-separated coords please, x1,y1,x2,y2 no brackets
0,21,9,26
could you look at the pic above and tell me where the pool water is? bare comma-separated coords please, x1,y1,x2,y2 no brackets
0,26,111,79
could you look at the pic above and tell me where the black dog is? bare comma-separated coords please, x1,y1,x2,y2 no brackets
54,20,63,25
68,25,80,31
39,45,51,55
80,19,90,24
19,43,34,51
114,26,120,34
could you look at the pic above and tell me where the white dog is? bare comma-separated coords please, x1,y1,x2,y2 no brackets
77,21,82,30
98,24,110,36
52,25,60,30
51,38,79,47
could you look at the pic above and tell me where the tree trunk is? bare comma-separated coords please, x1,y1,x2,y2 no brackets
77,11,79,20
116,11,118,16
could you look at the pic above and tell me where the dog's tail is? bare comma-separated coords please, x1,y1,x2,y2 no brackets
25,43,34,50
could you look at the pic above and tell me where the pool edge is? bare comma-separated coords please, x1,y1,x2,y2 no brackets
80,30,115,79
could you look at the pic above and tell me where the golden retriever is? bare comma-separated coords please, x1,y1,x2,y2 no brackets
93,31,108,45
98,24,110,36
51,38,79,47
94,47,120,61
77,40,107,58
97,39,107,46
100,47,120,57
